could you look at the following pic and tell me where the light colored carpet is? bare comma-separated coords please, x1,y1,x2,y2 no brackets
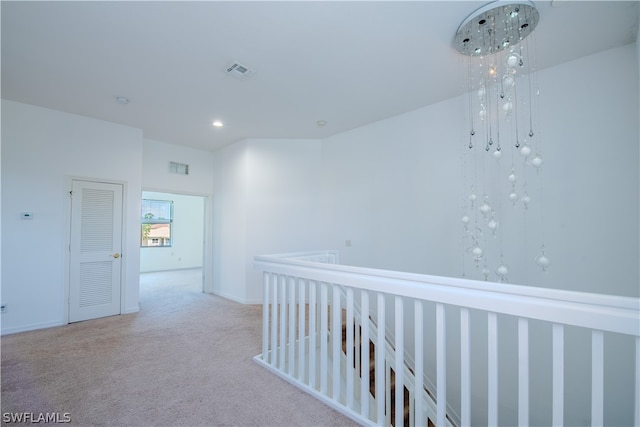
1,269,358,426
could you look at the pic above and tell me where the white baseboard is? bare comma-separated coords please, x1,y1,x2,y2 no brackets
122,305,140,314
1,320,66,336
210,289,262,305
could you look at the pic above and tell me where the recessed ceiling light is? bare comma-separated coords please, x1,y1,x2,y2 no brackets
316,120,328,127
212,120,224,128
115,96,130,105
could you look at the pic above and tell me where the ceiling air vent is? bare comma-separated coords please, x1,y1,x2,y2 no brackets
225,61,256,80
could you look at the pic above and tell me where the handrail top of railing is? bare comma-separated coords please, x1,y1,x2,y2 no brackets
255,251,640,336
255,251,638,308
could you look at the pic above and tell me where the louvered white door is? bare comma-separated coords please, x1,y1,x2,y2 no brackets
69,180,123,323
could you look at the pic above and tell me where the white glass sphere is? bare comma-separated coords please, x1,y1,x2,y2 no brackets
508,173,517,183
487,220,498,230
479,203,491,214
520,145,531,157
502,101,513,112
531,156,543,168
477,86,486,98
508,192,518,201
469,193,477,202
503,74,515,87
472,246,483,258
461,215,470,224
521,194,531,205
493,150,502,160
536,254,551,268
506,52,520,68
497,264,509,276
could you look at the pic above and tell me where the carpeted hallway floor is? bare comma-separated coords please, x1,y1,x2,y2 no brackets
1,269,358,426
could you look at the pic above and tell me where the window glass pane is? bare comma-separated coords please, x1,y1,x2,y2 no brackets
141,199,173,247
141,223,172,247
141,199,172,222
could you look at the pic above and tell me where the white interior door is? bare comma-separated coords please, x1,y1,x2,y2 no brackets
69,180,123,322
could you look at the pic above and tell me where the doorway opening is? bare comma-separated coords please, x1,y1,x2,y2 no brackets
139,191,206,296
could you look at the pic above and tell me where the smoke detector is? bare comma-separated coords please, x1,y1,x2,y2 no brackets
225,61,256,80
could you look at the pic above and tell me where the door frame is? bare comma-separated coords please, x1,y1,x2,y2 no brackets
64,176,129,324
140,188,212,294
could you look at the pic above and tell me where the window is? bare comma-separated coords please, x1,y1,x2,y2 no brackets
140,199,173,247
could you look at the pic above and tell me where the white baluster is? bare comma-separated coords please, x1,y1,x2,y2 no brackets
361,290,370,419
415,300,424,427
309,280,317,389
298,278,306,383
591,330,604,426
460,307,470,427
376,293,385,424
271,274,278,368
332,285,341,402
320,282,328,394
288,276,296,376
552,323,564,427
262,272,269,363
346,287,354,408
395,296,404,427
518,318,529,427
635,336,639,427
279,275,286,372
436,303,447,427
488,312,498,426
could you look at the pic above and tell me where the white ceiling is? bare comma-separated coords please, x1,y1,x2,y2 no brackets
2,1,638,152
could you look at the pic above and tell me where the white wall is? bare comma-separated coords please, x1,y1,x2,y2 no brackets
320,44,639,426
212,138,323,303
322,43,639,298
212,140,249,302
139,192,205,273
141,138,214,288
142,138,215,195
1,100,143,334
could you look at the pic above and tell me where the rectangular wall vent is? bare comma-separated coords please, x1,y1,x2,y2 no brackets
225,61,256,80
169,161,189,175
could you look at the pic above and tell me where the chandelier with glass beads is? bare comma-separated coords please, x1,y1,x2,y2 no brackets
454,0,550,282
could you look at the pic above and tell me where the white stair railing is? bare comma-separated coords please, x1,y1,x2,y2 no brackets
253,251,640,427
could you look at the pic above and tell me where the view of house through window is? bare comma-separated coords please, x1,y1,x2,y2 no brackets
141,199,173,247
